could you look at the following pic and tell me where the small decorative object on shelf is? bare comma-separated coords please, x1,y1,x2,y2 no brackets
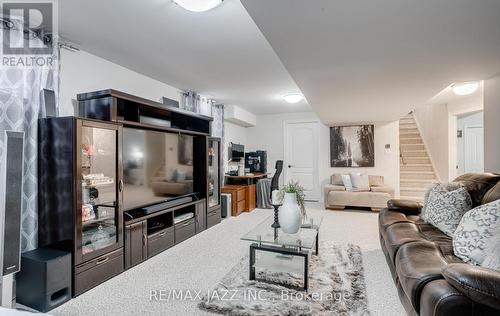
82,173,114,187
82,204,95,222
278,181,307,234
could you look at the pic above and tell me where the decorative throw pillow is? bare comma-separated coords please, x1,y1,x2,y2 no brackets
341,174,354,191
368,175,384,187
424,185,472,236
331,174,344,186
350,173,370,192
421,182,462,221
453,200,500,265
481,232,500,271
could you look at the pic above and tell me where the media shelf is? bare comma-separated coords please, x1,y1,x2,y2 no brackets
77,89,212,136
123,199,206,269
37,89,221,298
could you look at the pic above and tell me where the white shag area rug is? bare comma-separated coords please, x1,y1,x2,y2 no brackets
199,242,370,316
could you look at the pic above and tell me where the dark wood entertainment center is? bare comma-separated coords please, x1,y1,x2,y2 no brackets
38,89,221,296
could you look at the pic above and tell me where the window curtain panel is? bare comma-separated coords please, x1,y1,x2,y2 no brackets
0,18,60,251
180,91,224,138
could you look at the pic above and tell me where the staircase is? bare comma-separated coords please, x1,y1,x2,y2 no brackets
399,113,438,202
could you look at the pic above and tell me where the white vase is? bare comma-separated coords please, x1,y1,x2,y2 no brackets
279,193,302,234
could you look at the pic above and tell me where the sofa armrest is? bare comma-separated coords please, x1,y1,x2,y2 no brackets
324,184,346,193
442,263,500,310
386,199,422,215
371,185,394,197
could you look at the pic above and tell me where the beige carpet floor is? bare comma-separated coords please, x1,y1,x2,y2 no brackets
52,203,405,316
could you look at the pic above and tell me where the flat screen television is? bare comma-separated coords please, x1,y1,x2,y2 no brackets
230,143,244,161
123,128,194,210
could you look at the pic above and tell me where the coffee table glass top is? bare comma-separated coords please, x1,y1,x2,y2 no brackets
241,215,322,250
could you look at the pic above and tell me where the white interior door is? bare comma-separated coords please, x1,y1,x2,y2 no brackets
284,121,320,201
464,125,484,173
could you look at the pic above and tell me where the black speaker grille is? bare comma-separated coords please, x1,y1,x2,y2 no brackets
3,131,24,275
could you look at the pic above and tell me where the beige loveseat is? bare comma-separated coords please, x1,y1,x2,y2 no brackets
324,174,394,212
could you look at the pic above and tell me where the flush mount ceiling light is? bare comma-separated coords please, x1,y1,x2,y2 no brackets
173,0,223,12
451,82,479,96
282,93,304,104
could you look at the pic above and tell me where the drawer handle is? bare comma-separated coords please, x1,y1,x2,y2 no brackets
158,231,166,237
96,257,109,265
182,221,191,227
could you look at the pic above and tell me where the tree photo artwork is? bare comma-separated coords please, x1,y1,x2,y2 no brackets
330,125,374,167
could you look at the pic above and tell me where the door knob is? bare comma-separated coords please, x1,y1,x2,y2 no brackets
288,165,292,168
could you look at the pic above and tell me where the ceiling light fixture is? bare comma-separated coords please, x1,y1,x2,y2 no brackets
173,0,223,13
282,93,304,104
451,82,479,96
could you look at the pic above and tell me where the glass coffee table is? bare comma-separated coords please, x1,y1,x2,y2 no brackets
241,215,322,291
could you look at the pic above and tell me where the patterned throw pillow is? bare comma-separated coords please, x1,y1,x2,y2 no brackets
341,174,354,191
453,200,500,265
421,182,462,221
350,173,370,192
481,233,500,271
424,185,472,236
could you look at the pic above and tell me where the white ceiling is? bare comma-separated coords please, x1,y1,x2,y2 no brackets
59,0,310,114
242,0,500,124
60,0,500,123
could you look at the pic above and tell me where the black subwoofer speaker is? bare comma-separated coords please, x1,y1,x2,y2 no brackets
16,248,71,312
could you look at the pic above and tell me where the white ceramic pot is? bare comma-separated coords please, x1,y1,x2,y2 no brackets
279,193,302,234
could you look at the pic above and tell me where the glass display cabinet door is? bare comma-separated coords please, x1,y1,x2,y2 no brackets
208,139,221,208
77,121,122,263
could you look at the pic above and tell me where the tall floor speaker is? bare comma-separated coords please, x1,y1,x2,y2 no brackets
0,131,24,308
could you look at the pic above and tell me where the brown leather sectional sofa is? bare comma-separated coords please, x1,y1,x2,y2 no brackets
379,173,500,316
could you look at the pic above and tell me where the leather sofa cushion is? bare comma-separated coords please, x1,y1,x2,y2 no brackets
443,264,500,310
452,173,500,207
419,279,500,316
383,222,423,263
382,221,456,264
378,209,420,232
387,199,423,215
396,241,449,313
419,279,474,316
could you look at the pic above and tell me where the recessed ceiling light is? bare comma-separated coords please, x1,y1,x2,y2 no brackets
451,82,479,96
282,93,304,104
173,0,223,12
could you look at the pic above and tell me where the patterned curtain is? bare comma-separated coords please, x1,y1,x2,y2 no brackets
180,91,225,138
0,17,59,251
211,103,224,138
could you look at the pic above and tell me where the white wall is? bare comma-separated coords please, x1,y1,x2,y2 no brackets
59,49,181,116
413,104,449,181
245,112,400,198
223,121,248,173
322,121,400,196
484,75,500,173
414,92,484,181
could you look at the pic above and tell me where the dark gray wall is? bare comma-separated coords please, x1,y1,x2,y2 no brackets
484,75,500,173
